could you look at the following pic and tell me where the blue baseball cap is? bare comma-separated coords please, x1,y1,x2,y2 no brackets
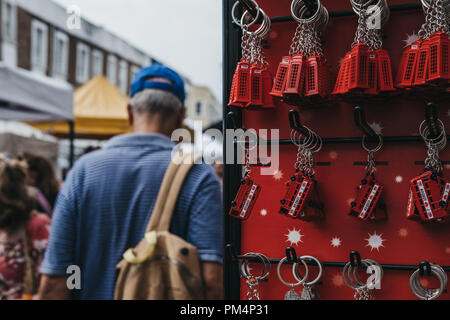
130,64,186,104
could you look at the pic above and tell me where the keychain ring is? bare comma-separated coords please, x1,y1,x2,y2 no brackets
245,253,271,280
291,0,322,25
232,0,260,28
240,253,267,280
409,264,448,300
419,119,446,145
362,134,383,154
277,257,309,287
241,8,271,39
345,260,371,290
343,261,369,291
292,255,323,286
351,259,383,290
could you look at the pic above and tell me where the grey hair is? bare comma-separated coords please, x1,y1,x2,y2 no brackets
130,89,183,117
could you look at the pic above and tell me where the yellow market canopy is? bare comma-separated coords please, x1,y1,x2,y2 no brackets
32,75,130,138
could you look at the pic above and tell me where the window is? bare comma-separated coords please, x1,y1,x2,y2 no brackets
76,42,90,83
130,65,140,83
1,0,16,43
107,55,117,85
52,31,68,80
31,20,49,74
118,60,128,93
91,50,104,76
196,101,203,115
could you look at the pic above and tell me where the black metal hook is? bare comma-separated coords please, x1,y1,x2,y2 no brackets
354,106,378,139
286,247,298,263
350,251,362,267
425,102,440,140
226,244,238,261
289,109,311,137
303,0,319,14
237,0,259,19
227,111,239,130
419,261,432,277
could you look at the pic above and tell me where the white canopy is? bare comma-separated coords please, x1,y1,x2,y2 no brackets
0,62,73,122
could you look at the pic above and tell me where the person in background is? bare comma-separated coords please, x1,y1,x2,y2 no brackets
38,64,223,300
0,156,51,300
21,153,60,211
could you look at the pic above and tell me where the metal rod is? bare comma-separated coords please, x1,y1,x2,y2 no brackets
232,255,450,272
270,3,422,23
235,135,450,146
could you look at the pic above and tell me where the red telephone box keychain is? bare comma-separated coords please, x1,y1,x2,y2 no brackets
280,115,324,222
228,2,274,109
229,143,261,220
271,0,331,106
396,0,449,90
333,1,394,97
350,134,387,221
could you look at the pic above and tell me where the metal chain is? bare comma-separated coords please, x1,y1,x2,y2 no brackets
419,0,450,39
425,143,443,173
244,146,251,176
366,151,376,174
246,277,260,300
354,288,372,300
241,27,252,63
353,7,369,47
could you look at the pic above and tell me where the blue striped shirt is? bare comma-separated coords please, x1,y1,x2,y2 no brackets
41,133,223,300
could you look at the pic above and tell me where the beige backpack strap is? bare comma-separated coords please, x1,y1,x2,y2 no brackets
145,153,200,232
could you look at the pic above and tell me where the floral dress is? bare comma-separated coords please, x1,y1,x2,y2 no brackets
0,212,51,300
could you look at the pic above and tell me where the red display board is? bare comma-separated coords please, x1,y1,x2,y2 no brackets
235,0,450,300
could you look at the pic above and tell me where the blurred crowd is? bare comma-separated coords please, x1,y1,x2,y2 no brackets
0,152,59,300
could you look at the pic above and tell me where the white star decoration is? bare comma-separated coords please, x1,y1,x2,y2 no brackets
331,237,342,248
285,228,304,246
369,122,384,135
260,209,268,216
403,32,420,48
366,232,386,252
272,169,284,181
395,176,403,183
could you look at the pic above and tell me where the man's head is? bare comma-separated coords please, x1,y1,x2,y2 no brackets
128,64,186,137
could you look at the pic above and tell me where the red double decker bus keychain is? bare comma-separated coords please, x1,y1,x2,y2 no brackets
229,144,261,221
350,134,387,222
280,124,324,222
408,116,449,223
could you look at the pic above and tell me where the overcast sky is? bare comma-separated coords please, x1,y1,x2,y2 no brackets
53,0,223,102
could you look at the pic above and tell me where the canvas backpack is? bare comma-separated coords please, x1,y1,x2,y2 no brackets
114,153,205,300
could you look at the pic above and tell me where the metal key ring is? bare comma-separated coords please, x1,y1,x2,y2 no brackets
239,253,267,280
419,119,447,145
291,0,323,25
362,134,383,154
352,259,383,289
242,8,271,39
292,255,323,286
278,257,309,287
343,261,368,291
246,253,271,280
243,253,271,281
231,0,261,29
410,264,448,300
346,259,372,290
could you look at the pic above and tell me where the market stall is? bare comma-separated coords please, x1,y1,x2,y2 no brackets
0,62,74,164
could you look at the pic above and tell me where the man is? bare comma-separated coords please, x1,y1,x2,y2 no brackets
38,64,223,300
